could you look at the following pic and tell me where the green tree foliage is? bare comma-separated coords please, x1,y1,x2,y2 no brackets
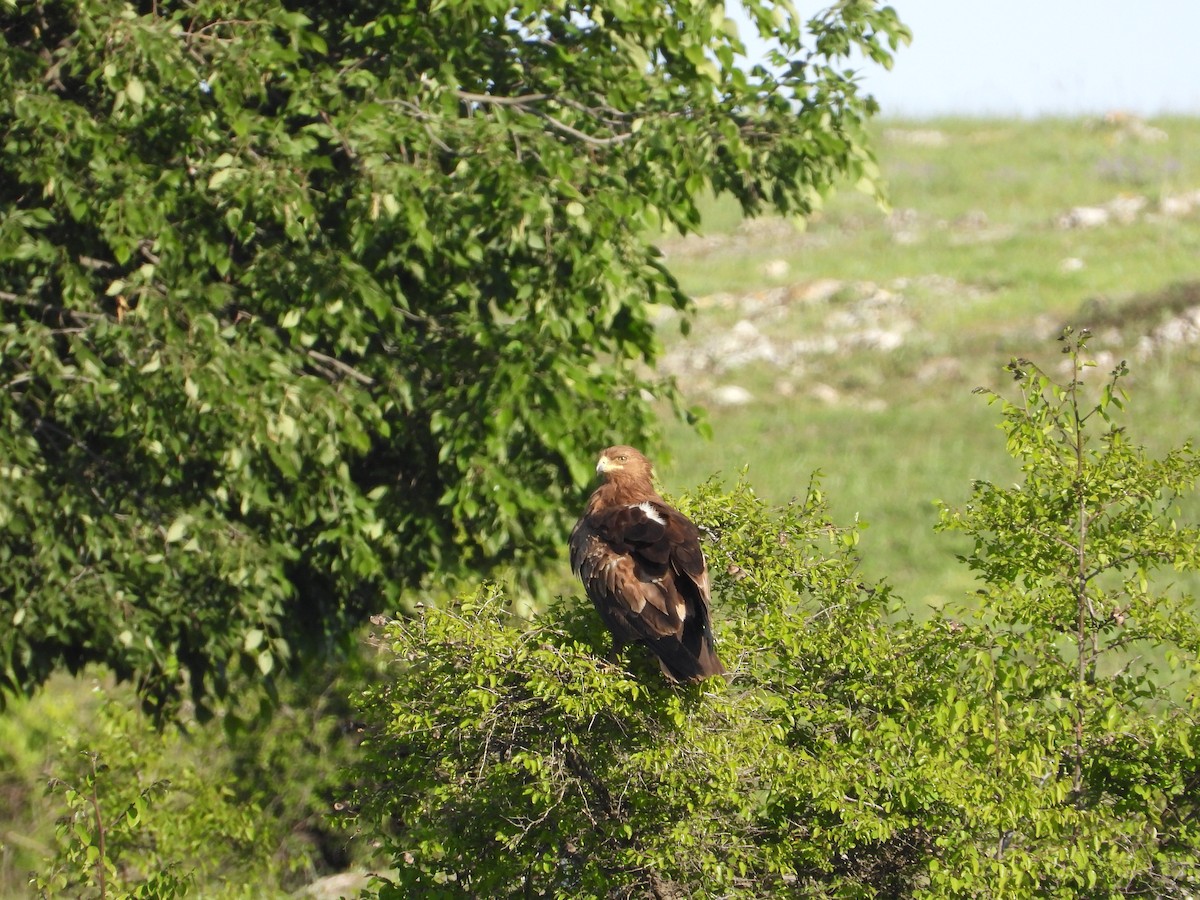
33,747,195,900
354,333,1200,898
0,0,910,714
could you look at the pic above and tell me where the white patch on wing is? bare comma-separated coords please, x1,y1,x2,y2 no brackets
675,600,687,621
634,501,664,524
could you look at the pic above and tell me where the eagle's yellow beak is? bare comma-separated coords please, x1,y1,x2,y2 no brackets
596,455,619,475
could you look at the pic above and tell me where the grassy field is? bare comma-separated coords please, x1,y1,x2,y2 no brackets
653,116,1200,609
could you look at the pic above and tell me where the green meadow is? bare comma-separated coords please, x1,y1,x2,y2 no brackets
654,116,1200,609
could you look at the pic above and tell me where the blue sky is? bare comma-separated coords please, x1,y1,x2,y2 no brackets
737,1,1200,118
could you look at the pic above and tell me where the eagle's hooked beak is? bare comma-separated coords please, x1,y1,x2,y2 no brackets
595,453,624,475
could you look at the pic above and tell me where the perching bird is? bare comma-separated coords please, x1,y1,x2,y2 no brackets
569,446,726,683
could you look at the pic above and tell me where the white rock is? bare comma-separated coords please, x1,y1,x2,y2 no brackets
1057,206,1109,229
731,319,760,340
1160,190,1200,217
810,383,841,404
790,278,843,304
762,258,790,280
711,384,754,406
1107,194,1147,224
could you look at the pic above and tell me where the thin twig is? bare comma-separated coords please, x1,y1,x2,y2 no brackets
87,755,107,900
535,110,633,146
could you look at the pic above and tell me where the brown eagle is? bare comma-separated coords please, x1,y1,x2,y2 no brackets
569,446,726,683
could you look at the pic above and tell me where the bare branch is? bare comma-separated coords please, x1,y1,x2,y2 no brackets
78,255,116,272
307,350,375,386
455,90,551,106
535,110,633,146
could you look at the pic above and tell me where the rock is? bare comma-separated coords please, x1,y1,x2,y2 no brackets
789,335,841,356
1138,305,1200,358
809,383,841,404
296,871,378,899
1159,190,1200,217
953,210,990,230
1096,111,1168,143
730,319,759,340
854,328,905,352
762,258,790,280
711,384,754,406
789,278,843,304
1056,193,1154,229
1057,206,1109,229
916,356,961,383
1106,194,1147,224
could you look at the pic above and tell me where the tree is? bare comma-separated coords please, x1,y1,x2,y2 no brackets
0,0,909,714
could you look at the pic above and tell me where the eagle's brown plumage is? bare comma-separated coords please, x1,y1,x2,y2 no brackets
569,446,726,683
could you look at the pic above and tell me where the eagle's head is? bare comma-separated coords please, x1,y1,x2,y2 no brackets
595,446,653,483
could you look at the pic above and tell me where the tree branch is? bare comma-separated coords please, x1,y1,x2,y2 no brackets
456,90,551,106
454,91,635,146
306,350,375,385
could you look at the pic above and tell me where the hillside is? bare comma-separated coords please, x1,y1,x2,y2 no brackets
655,116,1200,607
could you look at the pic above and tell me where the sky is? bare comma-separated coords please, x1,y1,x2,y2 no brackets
737,1,1200,118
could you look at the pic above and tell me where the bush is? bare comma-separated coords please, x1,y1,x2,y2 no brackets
25,664,374,899
930,328,1200,895
352,331,1200,898
353,478,961,897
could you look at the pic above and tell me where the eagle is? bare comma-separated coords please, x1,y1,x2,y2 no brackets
569,446,726,683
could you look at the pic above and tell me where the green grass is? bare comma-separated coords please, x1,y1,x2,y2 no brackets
654,115,1200,607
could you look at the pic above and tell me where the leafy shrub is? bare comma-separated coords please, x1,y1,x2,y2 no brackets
931,328,1200,895
26,665,374,899
353,331,1200,898
354,479,961,897
33,748,194,900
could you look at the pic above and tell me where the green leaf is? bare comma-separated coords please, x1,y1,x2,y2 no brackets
126,77,146,105
164,516,189,544
208,168,235,189
0,0,916,726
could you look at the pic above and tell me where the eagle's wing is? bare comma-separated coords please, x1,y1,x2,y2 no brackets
570,501,723,681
